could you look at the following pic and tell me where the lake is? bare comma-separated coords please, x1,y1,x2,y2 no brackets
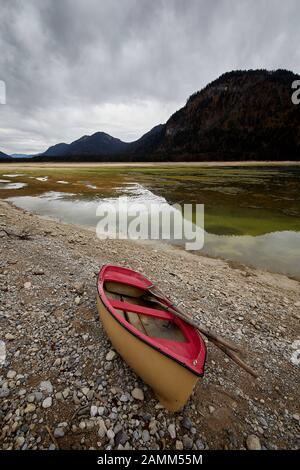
1,164,300,279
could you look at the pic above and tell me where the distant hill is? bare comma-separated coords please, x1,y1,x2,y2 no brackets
11,153,33,159
17,69,300,162
0,150,12,161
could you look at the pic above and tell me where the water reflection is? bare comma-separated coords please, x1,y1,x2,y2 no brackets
7,185,300,279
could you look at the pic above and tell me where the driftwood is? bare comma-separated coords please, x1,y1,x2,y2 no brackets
1,227,31,240
45,425,59,450
145,285,258,379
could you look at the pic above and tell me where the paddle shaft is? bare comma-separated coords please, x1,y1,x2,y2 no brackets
146,286,259,379
147,288,243,354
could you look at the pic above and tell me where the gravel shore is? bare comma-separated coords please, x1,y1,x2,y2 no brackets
0,199,299,450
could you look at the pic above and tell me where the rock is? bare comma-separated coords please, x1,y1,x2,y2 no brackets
292,413,300,422
208,405,215,414
183,435,193,449
7,370,17,379
24,282,31,289
82,387,89,397
62,388,70,399
73,282,85,295
168,423,176,439
40,380,53,394
15,436,25,449
106,350,116,361
176,440,183,450
27,393,36,403
195,439,205,450
107,429,115,440
119,393,129,402
131,387,144,401
115,430,129,446
5,333,15,341
90,405,98,417
246,434,262,450
149,420,158,435
75,296,81,305
0,388,10,398
33,268,44,275
142,429,150,443
181,416,192,430
42,397,52,408
98,406,105,416
24,403,36,413
98,419,107,438
54,427,65,438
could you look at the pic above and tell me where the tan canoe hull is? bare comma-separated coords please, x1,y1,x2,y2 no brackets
97,295,199,411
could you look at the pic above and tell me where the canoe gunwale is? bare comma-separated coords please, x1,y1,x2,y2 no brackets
97,265,206,378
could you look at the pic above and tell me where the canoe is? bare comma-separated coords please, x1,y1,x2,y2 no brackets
96,264,206,411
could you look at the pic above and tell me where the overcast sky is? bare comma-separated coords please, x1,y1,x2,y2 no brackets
0,0,299,155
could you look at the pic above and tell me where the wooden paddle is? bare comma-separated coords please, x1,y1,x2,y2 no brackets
144,285,259,379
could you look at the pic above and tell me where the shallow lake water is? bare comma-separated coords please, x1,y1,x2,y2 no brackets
1,165,299,279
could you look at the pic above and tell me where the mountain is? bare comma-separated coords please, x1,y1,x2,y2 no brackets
158,69,300,160
32,69,300,162
0,150,12,161
38,125,165,160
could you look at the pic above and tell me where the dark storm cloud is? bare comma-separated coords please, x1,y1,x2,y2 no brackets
0,0,299,154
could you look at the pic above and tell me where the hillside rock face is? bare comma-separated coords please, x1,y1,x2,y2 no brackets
159,70,300,160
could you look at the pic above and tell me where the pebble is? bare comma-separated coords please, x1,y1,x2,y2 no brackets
7,370,17,379
115,430,129,446
24,403,36,413
107,429,115,440
5,333,15,341
181,416,192,430
175,440,183,450
183,435,193,449
131,388,144,401
27,393,36,403
73,282,85,295
40,380,53,394
54,427,65,438
106,350,117,361
15,436,25,449
168,423,176,439
24,282,32,289
42,397,52,408
142,430,150,443
98,419,107,438
246,435,261,450
149,420,158,435
90,405,98,417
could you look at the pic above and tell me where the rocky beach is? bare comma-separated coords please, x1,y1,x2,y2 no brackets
0,199,299,450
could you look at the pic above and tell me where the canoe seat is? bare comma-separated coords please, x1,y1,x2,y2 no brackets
104,284,186,342
110,299,173,321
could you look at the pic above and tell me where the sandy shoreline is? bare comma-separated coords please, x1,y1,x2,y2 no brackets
0,199,299,450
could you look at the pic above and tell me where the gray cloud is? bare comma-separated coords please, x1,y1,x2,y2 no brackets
0,0,299,154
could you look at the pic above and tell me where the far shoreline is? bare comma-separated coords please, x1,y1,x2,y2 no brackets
1,160,300,169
